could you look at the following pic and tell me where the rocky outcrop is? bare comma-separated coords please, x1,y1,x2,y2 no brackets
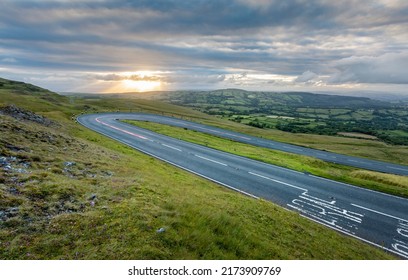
0,104,57,127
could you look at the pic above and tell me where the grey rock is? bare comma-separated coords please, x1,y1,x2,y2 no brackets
64,161,76,167
0,104,58,126
156,227,166,233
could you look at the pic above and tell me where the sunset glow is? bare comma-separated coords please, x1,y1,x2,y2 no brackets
1,1,407,95
122,79,162,92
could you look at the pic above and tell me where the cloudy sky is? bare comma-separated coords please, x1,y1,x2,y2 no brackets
0,0,407,94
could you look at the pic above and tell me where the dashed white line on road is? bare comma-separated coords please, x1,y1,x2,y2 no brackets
351,203,408,223
95,117,148,140
195,155,228,166
248,171,307,192
388,166,408,172
282,146,302,152
162,143,182,152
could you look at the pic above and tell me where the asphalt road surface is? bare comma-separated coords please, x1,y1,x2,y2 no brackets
78,113,408,258
113,114,408,175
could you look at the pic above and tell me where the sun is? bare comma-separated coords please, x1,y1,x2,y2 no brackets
122,79,161,92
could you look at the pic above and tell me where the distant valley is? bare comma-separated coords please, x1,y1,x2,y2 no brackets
158,89,408,145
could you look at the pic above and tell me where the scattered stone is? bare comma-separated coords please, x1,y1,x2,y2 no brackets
64,161,76,167
156,227,166,233
4,143,26,152
89,194,97,200
0,156,16,166
90,201,95,207
0,157,7,165
9,187,19,195
13,168,29,174
0,156,30,174
101,171,114,177
0,104,58,127
0,207,20,221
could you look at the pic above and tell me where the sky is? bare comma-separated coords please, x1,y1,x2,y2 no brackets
0,0,407,95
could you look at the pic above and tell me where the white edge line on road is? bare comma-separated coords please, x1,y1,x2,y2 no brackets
120,116,308,176
195,154,228,166
298,214,408,259
248,171,307,192
77,117,258,200
388,166,408,171
282,146,302,152
351,203,408,223
95,117,148,140
162,143,182,152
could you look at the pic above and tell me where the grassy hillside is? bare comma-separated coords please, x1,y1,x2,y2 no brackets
0,78,397,259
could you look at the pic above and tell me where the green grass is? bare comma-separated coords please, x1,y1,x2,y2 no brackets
0,78,401,259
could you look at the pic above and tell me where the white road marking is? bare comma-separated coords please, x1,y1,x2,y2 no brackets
388,166,408,172
195,155,228,166
397,221,408,238
288,192,364,234
351,203,408,223
246,171,364,234
175,121,253,141
162,143,182,152
392,221,408,257
397,228,408,238
348,159,360,163
96,117,148,140
299,213,408,259
224,132,251,140
282,146,302,152
392,242,408,258
248,171,307,191
299,194,363,222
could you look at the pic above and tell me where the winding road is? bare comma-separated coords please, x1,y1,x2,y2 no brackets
78,113,408,258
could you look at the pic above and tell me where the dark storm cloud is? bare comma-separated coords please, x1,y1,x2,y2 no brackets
1,0,407,91
0,0,338,37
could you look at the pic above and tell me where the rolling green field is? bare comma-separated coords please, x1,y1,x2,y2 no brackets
159,89,408,145
0,77,400,259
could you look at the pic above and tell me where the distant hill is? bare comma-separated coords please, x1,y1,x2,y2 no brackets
0,77,52,94
159,89,408,145
159,89,390,109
